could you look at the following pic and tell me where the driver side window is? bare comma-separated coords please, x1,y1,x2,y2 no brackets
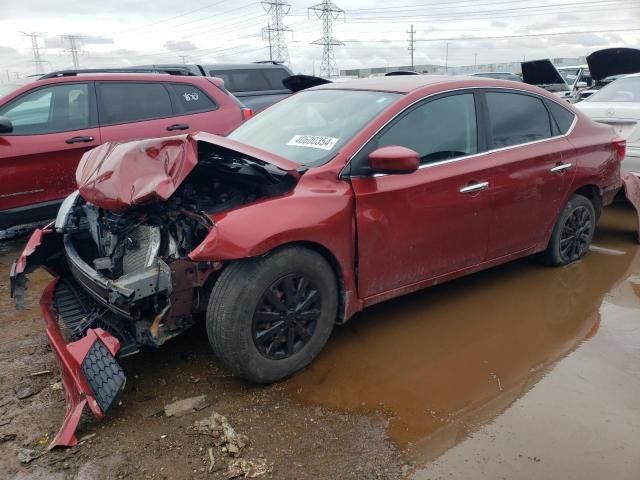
375,93,478,165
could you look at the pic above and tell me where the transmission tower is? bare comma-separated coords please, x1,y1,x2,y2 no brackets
261,0,291,64
308,0,345,78
21,32,45,75
61,34,83,68
407,24,416,71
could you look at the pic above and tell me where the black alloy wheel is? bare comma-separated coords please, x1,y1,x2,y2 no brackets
559,205,593,263
252,274,322,360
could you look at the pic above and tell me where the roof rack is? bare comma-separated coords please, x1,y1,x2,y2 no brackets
252,60,284,65
39,67,196,80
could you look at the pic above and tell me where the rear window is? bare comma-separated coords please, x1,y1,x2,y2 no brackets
545,99,575,134
169,83,217,113
586,76,640,103
209,69,270,93
98,82,173,124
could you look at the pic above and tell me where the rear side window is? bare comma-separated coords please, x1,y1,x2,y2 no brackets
486,92,551,148
209,69,269,93
545,99,575,134
98,82,173,124
169,84,217,113
263,69,289,90
0,83,90,134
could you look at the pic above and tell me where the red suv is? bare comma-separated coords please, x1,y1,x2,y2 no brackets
0,68,250,229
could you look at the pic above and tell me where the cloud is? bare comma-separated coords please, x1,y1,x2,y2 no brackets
164,40,197,52
491,21,508,29
0,46,18,55
44,35,113,49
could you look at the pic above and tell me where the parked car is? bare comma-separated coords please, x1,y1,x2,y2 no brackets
467,72,522,82
11,75,630,447
578,48,640,100
521,59,591,103
0,68,251,229
136,62,294,112
575,73,640,173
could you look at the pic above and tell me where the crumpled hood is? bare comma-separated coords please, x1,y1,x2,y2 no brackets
521,59,567,87
587,47,640,81
76,132,300,211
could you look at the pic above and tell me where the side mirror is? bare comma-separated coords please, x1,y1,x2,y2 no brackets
576,81,588,89
368,146,419,175
0,116,13,134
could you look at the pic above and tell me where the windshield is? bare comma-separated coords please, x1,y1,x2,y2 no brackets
587,76,640,103
559,68,580,85
228,89,400,166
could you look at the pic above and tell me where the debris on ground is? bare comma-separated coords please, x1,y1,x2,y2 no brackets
14,383,44,400
164,394,209,417
29,370,52,377
0,433,16,442
227,458,272,478
208,447,216,473
194,412,249,457
16,447,45,464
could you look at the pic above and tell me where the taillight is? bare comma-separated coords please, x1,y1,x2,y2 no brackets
612,137,626,161
241,107,253,120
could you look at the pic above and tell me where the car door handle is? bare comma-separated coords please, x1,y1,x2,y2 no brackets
550,163,572,173
166,123,189,131
459,181,489,194
65,136,95,144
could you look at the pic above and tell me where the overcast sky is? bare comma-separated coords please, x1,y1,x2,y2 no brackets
0,0,639,80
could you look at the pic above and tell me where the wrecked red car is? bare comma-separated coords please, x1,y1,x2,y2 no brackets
9,75,635,447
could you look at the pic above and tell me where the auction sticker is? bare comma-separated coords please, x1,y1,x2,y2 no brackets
287,135,338,151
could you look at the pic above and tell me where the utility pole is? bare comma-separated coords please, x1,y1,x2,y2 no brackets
178,55,188,64
262,0,291,64
407,24,416,71
474,52,477,68
445,42,449,73
21,32,45,75
61,34,83,68
308,0,345,78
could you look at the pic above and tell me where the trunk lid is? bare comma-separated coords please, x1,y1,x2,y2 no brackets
76,132,301,211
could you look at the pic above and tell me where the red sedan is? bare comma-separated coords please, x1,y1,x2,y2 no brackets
10,75,633,447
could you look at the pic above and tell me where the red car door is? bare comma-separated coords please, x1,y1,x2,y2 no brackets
482,91,576,259
0,82,100,215
97,81,186,143
349,92,492,299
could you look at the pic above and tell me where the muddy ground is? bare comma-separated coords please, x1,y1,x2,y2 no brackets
1,204,640,480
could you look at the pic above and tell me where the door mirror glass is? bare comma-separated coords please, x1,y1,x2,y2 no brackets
368,146,419,174
576,81,588,89
0,116,13,134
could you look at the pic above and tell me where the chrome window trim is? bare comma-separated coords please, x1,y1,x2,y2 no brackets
344,86,578,178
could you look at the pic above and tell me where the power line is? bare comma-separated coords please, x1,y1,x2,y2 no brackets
308,0,345,78
262,0,291,64
21,31,45,75
61,34,83,68
407,24,416,70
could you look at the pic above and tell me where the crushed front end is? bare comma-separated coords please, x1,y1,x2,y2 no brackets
9,134,299,448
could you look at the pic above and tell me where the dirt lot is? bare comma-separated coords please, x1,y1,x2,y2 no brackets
1,204,640,480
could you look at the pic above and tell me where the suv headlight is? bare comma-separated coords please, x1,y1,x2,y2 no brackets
55,191,80,232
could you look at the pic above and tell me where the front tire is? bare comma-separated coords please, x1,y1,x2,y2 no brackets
206,246,338,383
542,194,596,266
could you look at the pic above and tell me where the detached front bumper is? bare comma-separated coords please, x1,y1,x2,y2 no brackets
40,278,125,447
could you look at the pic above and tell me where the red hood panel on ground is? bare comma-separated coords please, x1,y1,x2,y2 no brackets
76,132,300,211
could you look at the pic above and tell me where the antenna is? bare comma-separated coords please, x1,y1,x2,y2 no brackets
61,34,83,68
261,0,291,64
407,24,416,71
21,32,45,75
308,0,345,78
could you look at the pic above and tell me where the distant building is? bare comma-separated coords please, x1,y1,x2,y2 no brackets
340,56,588,78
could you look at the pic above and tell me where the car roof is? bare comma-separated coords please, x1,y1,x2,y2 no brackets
310,74,540,94
202,63,290,71
558,65,588,70
468,72,518,75
34,72,216,85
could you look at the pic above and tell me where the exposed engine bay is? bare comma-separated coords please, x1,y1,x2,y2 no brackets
42,140,297,355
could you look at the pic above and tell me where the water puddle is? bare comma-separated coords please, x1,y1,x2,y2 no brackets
284,203,640,474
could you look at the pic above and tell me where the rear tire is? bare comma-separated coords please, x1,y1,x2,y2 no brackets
541,194,596,266
206,246,338,383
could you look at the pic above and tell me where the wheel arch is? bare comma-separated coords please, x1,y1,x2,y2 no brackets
573,183,603,219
